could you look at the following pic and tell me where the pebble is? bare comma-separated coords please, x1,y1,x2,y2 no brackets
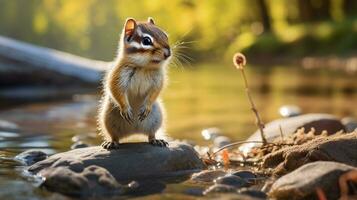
341,117,357,132
201,127,222,140
203,184,236,195
213,136,231,148
232,170,257,182
191,170,227,182
279,105,301,118
70,141,89,149
15,150,48,165
214,174,248,188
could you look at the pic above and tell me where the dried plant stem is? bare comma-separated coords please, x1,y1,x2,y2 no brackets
279,124,284,142
239,68,267,145
211,140,293,157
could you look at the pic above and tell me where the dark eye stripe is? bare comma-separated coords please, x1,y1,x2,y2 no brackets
126,47,147,54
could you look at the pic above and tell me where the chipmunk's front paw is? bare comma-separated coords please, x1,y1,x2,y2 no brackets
120,107,134,124
101,141,120,149
149,139,168,147
138,105,151,121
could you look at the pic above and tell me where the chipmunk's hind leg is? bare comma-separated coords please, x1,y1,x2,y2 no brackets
149,137,168,147
101,140,120,149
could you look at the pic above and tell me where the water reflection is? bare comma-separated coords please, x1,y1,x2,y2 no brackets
0,63,355,200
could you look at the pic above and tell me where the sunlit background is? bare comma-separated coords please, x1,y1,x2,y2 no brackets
1,0,357,60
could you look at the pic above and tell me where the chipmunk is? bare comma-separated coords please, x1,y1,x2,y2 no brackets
97,17,171,149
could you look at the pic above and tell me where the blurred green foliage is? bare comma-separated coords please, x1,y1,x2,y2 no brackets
0,0,356,61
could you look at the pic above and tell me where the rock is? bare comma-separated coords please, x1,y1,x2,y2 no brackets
29,142,204,182
232,170,257,182
201,127,222,140
191,170,227,182
203,184,237,195
240,113,346,154
214,175,248,188
214,136,231,148
238,188,267,199
279,105,302,118
71,141,89,149
15,150,47,165
263,132,357,175
269,161,356,200
342,117,357,133
41,165,124,197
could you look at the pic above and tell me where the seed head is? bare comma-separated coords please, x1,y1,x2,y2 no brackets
233,53,246,69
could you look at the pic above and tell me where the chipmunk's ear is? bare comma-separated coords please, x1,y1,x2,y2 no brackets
124,18,137,37
147,17,155,25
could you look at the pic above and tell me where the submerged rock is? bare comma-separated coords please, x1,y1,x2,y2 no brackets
214,175,248,188
269,161,356,200
15,150,48,165
41,165,123,197
29,142,204,182
240,113,346,154
238,188,267,199
232,170,257,182
203,184,237,195
263,132,357,175
191,170,227,183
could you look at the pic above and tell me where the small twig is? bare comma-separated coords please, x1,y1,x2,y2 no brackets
211,140,294,157
233,53,267,145
279,124,284,142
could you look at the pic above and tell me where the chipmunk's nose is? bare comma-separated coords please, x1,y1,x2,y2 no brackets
164,48,171,59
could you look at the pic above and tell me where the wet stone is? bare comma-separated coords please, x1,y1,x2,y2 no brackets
15,150,47,165
71,141,89,149
203,184,237,195
213,136,231,148
201,127,222,141
191,170,227,183
342,117,357,133
29,142,204,182
214,174,249,188
232,170,257,182
41,165,124,197
238,188,267,199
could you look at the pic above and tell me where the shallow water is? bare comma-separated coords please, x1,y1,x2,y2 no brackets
0,63,356,199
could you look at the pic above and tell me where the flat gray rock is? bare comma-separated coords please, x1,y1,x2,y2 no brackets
269,161,356,200
28,142,204,181
41,165,124,197
240,113,345,154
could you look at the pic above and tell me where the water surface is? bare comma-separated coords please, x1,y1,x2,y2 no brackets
0,63,356,199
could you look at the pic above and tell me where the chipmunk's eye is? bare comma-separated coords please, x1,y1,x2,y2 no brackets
142,36,153,46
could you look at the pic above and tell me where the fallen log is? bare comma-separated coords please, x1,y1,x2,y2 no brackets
0,35,108,84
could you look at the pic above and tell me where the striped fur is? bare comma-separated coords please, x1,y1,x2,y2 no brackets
97,18,170,146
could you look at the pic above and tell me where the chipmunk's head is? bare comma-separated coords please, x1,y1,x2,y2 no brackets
120,17,171,68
